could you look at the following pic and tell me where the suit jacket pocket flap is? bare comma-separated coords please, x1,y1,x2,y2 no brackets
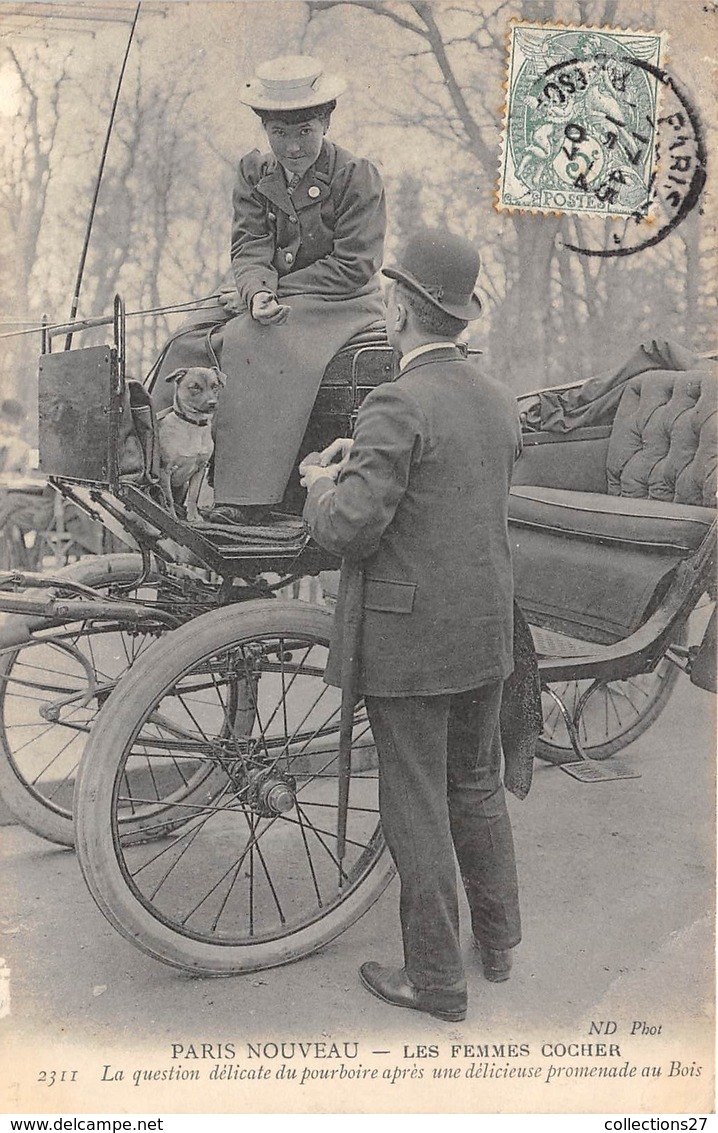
364,577,416,614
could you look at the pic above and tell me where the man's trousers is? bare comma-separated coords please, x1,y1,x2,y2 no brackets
364,681,521,992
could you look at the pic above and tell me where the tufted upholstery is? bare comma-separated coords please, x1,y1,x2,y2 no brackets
606,370,717,507
510,365,716,643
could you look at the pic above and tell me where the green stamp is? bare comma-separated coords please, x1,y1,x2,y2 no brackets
499,23,663,217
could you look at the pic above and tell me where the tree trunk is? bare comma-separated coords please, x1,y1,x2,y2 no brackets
488,213,562,392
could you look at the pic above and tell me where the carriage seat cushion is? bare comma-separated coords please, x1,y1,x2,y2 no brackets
510,368,715,643
606,370,717,506
509,486,713,552
510,369,716,550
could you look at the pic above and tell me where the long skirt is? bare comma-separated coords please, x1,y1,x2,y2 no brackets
152,289,383,506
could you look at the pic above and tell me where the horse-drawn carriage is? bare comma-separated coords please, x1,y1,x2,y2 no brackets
0,299,714,975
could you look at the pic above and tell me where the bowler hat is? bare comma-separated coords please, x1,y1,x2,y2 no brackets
383,228,483,320
239,55,346,111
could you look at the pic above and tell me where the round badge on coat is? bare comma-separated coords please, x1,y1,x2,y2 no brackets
307,186,321,198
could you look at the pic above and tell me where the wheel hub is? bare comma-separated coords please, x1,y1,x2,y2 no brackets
246,769,296,817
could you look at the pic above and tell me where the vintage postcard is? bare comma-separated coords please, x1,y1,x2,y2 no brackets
0,0,715,1119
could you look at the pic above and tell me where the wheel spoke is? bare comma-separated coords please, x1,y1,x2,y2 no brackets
0,571,216,842
258,639,314,737
295,804,324,909
291,802,350,883
285,804,374,853
146,813,222,903
126,778,240,876
268,683,335,767
615,680,644,716
240,811,286,927
93,620,387,953
16,710,85,774
538,632,685,763
301,799,379,815
605,684,627,730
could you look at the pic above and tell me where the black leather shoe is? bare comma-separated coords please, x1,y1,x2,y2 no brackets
474,940,513,982
206,504,271,526
359,962,467,1022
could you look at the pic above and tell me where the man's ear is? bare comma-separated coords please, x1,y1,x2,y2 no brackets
165,368,187,384
394,301,408,333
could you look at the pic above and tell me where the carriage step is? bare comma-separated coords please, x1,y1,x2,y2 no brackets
560,758,641,783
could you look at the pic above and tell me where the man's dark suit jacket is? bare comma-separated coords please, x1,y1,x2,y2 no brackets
303,345,522,698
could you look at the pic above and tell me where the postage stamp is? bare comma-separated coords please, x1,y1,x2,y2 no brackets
498,23,664,218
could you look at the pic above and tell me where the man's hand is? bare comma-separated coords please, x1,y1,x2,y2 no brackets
298,447,346,490
317,437,354,468
299,461,341,489
216,286,244,316
251,291,291,326
298,437,354,489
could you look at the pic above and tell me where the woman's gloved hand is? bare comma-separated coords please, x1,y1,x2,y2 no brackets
250,291,292,326
216,286,245,316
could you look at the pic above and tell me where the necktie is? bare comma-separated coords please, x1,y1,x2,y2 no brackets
286,172,301,195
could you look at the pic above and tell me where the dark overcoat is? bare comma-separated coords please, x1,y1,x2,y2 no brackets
304,346,522,697
230,139,385,304
154,139,386,505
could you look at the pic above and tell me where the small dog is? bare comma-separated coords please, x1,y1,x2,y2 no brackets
158,366,226,523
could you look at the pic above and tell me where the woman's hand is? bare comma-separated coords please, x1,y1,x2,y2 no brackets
216,286,244,315
250,291,291,325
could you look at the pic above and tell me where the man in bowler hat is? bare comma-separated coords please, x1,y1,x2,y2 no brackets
301,228,523,1022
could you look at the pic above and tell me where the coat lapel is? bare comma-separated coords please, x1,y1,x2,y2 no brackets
255,159,294,215
290,141,335,212
256,142,336,215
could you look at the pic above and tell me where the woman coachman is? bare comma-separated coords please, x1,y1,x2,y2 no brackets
154,54,386,525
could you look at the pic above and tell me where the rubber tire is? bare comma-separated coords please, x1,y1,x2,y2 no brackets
74,600,396,975
536,625,686,765
0,554,171,845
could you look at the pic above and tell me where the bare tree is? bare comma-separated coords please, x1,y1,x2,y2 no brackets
0,41,82,404
2,1,711,419
0,35,233,403
306,0,712,389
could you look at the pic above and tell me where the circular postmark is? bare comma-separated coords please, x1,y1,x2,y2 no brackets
503,27,707,257
553,59,708,257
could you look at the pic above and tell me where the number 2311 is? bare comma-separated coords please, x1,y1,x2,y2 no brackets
37,1070,78,1087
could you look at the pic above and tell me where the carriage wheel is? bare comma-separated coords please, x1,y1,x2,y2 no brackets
75,601,394,975
0,555,219,846
536,624,687,764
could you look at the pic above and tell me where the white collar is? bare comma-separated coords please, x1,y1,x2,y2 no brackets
399,341,458,372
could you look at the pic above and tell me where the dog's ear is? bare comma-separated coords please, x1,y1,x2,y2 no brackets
212,367,228,388
165,368,188,384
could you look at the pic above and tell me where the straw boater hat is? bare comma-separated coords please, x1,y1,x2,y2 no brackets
239,55,347,111
383,228,483,320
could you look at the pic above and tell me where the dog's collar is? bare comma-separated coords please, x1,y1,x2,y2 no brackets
172,401,211,427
